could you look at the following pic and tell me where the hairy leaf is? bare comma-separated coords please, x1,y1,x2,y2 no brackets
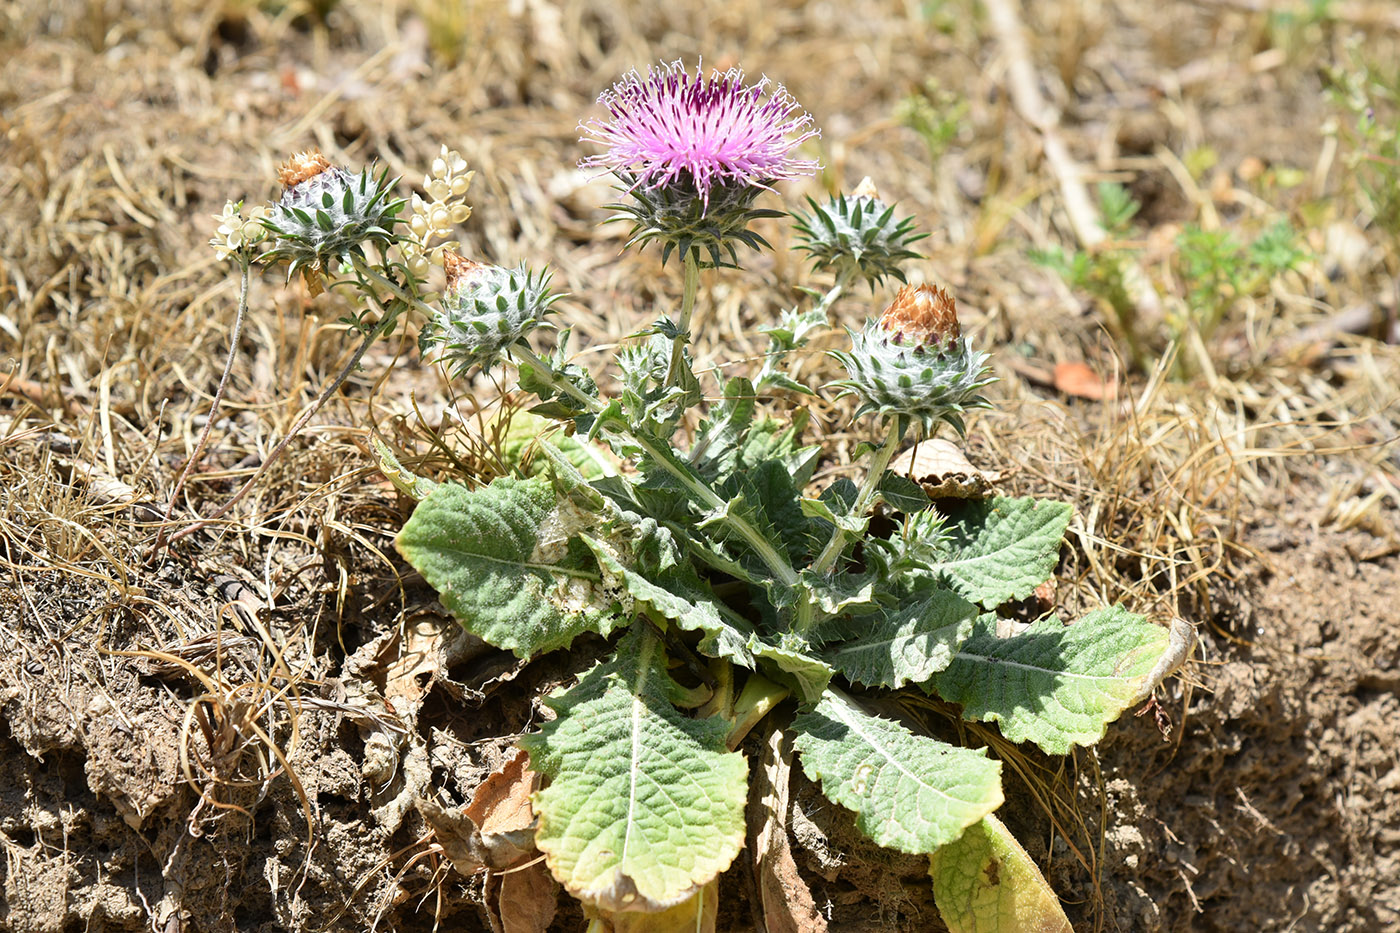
929,815,1071,933
791,690,1003,854
395,478,622,656
928,609,1178,754
934,497,1072,606
582,533,756,667
820,587,978,688
521,628,748,911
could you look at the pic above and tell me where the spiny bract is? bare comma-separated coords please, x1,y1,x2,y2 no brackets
421,252,559,376
829,283,995,435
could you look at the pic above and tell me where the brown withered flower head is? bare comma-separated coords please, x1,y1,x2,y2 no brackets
878,283,960,351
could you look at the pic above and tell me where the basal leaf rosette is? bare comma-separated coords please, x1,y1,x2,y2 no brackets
830,283,995,436
419,251,559,376
260,151,404,276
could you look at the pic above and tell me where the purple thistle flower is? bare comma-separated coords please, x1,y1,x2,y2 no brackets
581,60,819,213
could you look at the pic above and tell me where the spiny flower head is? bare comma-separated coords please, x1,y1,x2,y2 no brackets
793,177,928,288
419,251,559,376
582,60,819,209
829,283,995,436
580,60,820,266
260,150,404,279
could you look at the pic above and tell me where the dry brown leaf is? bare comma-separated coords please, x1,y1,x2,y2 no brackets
889,438,1000,501
464,748,540,868
486,860,558,933
1052,361,1117,400
748,726,827,933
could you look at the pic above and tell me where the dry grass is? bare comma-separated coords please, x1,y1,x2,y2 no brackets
3,0,1400,930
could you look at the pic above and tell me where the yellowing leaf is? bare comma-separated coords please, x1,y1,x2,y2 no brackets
929,815,1071,933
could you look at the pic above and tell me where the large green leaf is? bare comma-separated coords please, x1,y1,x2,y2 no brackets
929,815,1072,933
582,533,756,667
934,497,1072,606
928,609,1186,754
521,628,748,911
791,689,1003,854
395,478,621,656
820,587,978,688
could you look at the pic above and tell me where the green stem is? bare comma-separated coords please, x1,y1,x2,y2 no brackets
507,344,802,589
812,266,855,320
662,251,701,390
812,416,905,577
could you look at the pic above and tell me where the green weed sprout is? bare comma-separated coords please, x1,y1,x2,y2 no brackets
201,64,1193,930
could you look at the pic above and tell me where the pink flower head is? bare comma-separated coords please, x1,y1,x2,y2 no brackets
581,61,820,213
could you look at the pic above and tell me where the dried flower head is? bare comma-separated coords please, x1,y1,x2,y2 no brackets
829,283,994,436
878,283,960,350
277,151,333,188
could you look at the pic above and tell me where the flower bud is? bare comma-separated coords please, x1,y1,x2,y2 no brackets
794,184,927,287
420,251,560,376
828,283,995,436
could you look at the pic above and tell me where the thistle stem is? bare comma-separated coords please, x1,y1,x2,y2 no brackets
507,341,801,589
811,416,905,575
148,254,253,561
812,265,855,321
662,251,701,390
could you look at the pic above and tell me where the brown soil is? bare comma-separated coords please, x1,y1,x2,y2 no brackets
3,1,1400,932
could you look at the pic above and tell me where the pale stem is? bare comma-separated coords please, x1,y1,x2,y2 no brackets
812,265,855,320
662,251,701,389
811,416,905,576
148,254,251,560
163,254,401,548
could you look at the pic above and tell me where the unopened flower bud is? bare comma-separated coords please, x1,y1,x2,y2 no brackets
794,184,927,287
420,251,560,375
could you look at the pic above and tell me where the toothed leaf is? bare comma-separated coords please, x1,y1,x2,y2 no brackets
521,628,748,911
928,609,1179,754
395,478,623,656
792,689,1003,854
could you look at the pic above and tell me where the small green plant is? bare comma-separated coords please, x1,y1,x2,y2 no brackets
1030,181,1146,367
1175,219,1306,345
1326,47,1400,242
208,61,1192,932
896,78,968,165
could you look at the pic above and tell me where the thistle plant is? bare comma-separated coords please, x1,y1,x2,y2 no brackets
151,147,464,555
379,61,1195,932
